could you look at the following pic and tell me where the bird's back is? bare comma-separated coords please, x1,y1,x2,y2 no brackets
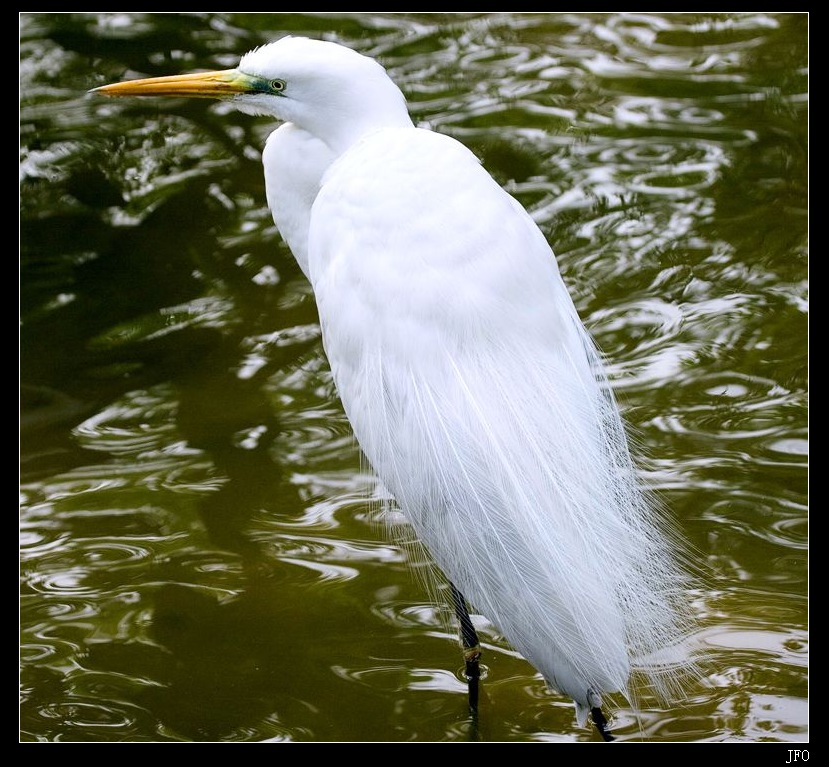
307,126,695,720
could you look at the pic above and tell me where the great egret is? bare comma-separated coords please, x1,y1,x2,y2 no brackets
93,36,698,740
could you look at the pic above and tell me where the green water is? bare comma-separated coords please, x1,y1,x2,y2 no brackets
20,12,808,742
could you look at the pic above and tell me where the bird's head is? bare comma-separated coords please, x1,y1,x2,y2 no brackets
91,36,412,153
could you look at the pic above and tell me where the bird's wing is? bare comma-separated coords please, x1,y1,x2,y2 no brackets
308,126,694,713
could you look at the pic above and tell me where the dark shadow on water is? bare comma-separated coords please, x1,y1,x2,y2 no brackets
21,13,336,740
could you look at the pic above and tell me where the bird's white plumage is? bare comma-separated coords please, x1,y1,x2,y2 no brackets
263,124,333,279
101,35,698,731
306,123,690,721
248,36,696,725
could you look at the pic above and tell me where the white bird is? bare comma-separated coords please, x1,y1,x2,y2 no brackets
93,36,698,739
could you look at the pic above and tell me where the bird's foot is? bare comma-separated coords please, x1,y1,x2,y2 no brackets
591,706,615,742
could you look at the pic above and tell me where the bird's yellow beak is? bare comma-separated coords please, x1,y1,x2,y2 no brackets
91,69,253,99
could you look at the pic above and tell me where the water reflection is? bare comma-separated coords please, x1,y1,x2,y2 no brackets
20,12,807,742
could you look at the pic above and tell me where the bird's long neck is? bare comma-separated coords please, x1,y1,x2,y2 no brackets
331,111,414,156
312,77,415,156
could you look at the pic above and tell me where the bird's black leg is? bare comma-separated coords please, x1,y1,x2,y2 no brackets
591,706,615,742
449,582,481,712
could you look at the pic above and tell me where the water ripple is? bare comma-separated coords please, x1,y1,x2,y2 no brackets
254,532,403,582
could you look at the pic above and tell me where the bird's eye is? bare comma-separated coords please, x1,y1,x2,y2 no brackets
270,79,286,93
